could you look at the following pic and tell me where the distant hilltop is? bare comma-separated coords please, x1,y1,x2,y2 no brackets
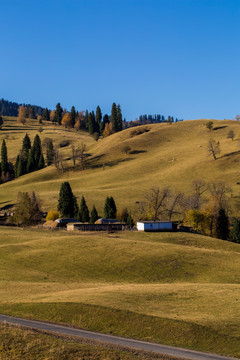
0,98,45,117
125,114,184,128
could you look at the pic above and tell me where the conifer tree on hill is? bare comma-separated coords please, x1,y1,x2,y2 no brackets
111,103,118,132
58,182,75,218
78,196,90,223
46,139,54,165
90,205,98,224
32,134,42,168
17,156,25,177
96,106,102,127
1,139,8,175
43,108,50,121
104,196,117,219
70,106,76,127
215,208,229,240
54,103,63,125
27,148,35,173
116,104,123,131
231,219,240,243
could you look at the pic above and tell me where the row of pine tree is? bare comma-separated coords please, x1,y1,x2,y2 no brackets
57,181,134,225
0,134,54,182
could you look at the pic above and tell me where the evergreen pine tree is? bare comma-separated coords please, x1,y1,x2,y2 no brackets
27,148,35,173
46,140,54,165
85,110,89,130
215,208,229,240
73,195,79,218
57,182,75,218
38,153,45,169
90,205,98,224
1,139,8,175
104,196,117,219
231,219,240,243
70,106,76,127
0,116,3,129
116,104,123,131
78,196,90,222
54,103,63,125
88,112,95,135
15,155,20,177
127,214,134,227
22,133,31,151
96,106,102,127
43,108,50,121
111,103,118,132
22,133,31,168
17,157,25,177
32,134,42,169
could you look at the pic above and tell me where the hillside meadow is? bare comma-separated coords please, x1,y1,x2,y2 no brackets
0,117,240,213
0,227,239,357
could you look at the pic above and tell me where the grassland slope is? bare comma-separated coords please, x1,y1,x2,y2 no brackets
0,117,240,213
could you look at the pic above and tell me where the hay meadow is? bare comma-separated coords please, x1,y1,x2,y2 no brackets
0,227,239,357
0,117,240,358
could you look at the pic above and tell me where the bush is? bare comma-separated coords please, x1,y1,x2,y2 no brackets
46,210,59,221
130,127,149,138
59,140,70,148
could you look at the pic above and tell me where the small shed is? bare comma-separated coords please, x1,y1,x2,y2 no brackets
137,221,173,232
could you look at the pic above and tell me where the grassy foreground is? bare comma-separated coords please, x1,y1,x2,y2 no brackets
0,324,173,360
0,227,239,357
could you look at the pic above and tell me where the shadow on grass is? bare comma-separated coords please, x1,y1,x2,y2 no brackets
219,150,240,159
129,150,146,155
213,126,228,131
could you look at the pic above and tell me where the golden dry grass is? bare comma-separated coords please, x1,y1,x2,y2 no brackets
0,227,239,356
1,117,240,213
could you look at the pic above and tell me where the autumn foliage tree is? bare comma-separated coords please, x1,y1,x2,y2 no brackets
18,106,26,125
61,113,72,128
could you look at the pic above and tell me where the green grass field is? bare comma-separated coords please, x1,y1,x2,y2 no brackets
0,227,239,357
0,117,240,213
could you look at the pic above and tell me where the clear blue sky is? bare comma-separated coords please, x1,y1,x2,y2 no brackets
1,0,239,120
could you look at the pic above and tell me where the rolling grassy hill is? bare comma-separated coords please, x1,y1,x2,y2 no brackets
0,227,239,357
0,116,240,214
0,118,240,357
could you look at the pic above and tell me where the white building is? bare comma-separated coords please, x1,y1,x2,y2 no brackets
137,221,173,232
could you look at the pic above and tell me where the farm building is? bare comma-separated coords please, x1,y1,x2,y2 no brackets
137,221,174,232
67,222,125,232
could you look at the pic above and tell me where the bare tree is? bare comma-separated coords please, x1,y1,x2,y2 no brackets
53,150,60,170
78,142,87,170
235,114,240,121
59,152,64,172
208,182,231,212
207,139,221,160
144,187,170,221
190,180,207,210
71,144,79,166
164,191,183,220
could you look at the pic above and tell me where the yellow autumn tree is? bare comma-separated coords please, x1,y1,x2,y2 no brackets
103,122,113,137
17,105,26,125
50,110,56,123
61,113,72,128
74,111,85,131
